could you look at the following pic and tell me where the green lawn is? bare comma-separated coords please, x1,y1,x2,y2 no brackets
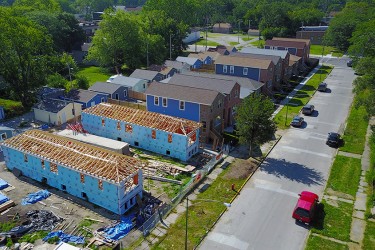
310,45,342,56
151,161,252,249
229,41,239,46
311,200,353,242
305,234,348,250
0,98,24,117
363,221,375,250
76,66,112,86
274,65,333,129
325,156,361,197
250,39,264,48
194,39,220,46
340,104,368,154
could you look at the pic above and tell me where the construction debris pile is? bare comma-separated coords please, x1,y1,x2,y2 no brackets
21,190,51,205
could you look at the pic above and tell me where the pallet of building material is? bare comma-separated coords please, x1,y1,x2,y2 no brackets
2,185,15,192
0,200,15,213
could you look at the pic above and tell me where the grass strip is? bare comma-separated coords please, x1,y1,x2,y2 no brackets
311,200,353,242
250,39,264,48
340,104,368,154
273,65,333,129
363,220,375,250
310,45,338,56
76,66,112,86
194,39,220,46
326,155,361,198
151,161,251,249
305,234,348,250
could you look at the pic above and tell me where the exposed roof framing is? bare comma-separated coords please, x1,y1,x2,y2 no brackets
83,103,201,135
2,130,142,183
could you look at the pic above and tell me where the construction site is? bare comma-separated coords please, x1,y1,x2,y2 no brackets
0,113,218,249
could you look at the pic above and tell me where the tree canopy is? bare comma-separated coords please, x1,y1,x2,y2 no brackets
235,94,277,156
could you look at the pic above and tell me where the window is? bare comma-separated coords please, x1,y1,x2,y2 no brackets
125,124,133,133
168,134,173,143
243,68,248,75
179,101,185,110
117,122,121,130
98,179,103,190
101,97,105,102
1,133,6,141
230,66,234,74
101,118,105,127
202,121,207,132
81,192,87,198
115,93,119,100
50,163,58,173
154,96,159,106
117,137,122,141
162,98,167,107
223,65,227,73
134,141,139,146
80,173,85,183
61,185,66,191
143,83,146,89
151,130,156,139
24,154,28,162
125,202,128,210
124,90,128,97
41,159,45,169
166,150,170,155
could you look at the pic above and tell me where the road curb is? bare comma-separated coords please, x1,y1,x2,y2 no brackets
194,135,283,249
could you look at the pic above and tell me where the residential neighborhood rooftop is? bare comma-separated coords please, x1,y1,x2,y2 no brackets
240,47,289,59
130,69,160,81
266,38,310,48
273,37,311,45
176,56,201,66
215,55,272,69
146,81,222,106
83,102,201,134
89,82,123,94
2,130,141,183
229,52,281,65
33,99,71,113
165,60,188,70
109,75,145,87
67,89,101,103
168,74,236,95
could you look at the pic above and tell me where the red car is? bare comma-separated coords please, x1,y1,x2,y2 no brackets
292,191,319,224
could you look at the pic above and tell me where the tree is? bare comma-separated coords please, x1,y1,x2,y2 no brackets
0,8,55,107
74,75,89,89
235,94,277,157
47,73,68,89
87,10,144,72
13,0,61,12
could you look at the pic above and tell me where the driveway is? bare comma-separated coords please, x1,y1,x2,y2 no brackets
199,57,355,250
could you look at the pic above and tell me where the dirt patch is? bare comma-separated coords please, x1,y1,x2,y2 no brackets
223,158,258,180
326,188,354,200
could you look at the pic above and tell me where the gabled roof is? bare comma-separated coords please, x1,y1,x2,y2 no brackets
165,60,189,70
181,72,263,98
188,53,210,61
67,89,103,103
176,56,201,66
213,23,232,28
110,76,146,87
273,37,311,46
215,55,272,69
240,47,289,60
289,54,302,63
159,67,175,75
2,130,141,183
83,102,201,134
89,82,123,94
145,81,222,106
168,74,236,95
37,86,65,100
229,52,281,65
33,99,70,113
130,69,160,81
266,37,309,49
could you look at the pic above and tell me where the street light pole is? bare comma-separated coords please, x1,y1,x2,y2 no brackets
185,196,231,250
238,20,242,43
67,64,76,124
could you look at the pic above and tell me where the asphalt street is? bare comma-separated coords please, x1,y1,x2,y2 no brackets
199,57,355,250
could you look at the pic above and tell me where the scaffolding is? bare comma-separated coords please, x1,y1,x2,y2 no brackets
2,130,143,183
83,103,201,136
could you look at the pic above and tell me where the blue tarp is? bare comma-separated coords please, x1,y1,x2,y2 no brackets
0,179,9,190
21,190,51,205
102,215,134,241
43,230,85,244
0,193,9,205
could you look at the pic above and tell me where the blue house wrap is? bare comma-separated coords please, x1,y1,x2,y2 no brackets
81,103,201,161
2,130,143,214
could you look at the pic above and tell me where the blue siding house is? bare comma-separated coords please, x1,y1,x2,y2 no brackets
81,103,201,161
176,56,203,69
89,82,130,101
188,53,213,65
65,89,108,109
2,130,143,214
0,126,15,142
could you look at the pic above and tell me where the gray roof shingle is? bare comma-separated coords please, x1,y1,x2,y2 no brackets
130,69,160,81
67,89,101,103
89,82,123,94
240,47,289,59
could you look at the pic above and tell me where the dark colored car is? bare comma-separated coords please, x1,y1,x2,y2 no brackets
302,104,315,115
326,132,341,147
347,60,353,67
292,191,319,224
318,82,327,92
290,116,304,127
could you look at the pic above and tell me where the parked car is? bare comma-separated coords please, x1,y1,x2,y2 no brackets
292,191,319,224
290,116,304,127
318,82,327,92
347,60,353,67
326,132,341,147
302,104,315,115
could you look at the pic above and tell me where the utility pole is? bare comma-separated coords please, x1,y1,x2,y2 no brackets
205,16,208,51
146,41,149,68
67,64,76,124
248,20,251,40
169,33,172,60
238,20,242,43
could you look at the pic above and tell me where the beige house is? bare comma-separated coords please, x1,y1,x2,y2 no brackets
33,100,82,125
